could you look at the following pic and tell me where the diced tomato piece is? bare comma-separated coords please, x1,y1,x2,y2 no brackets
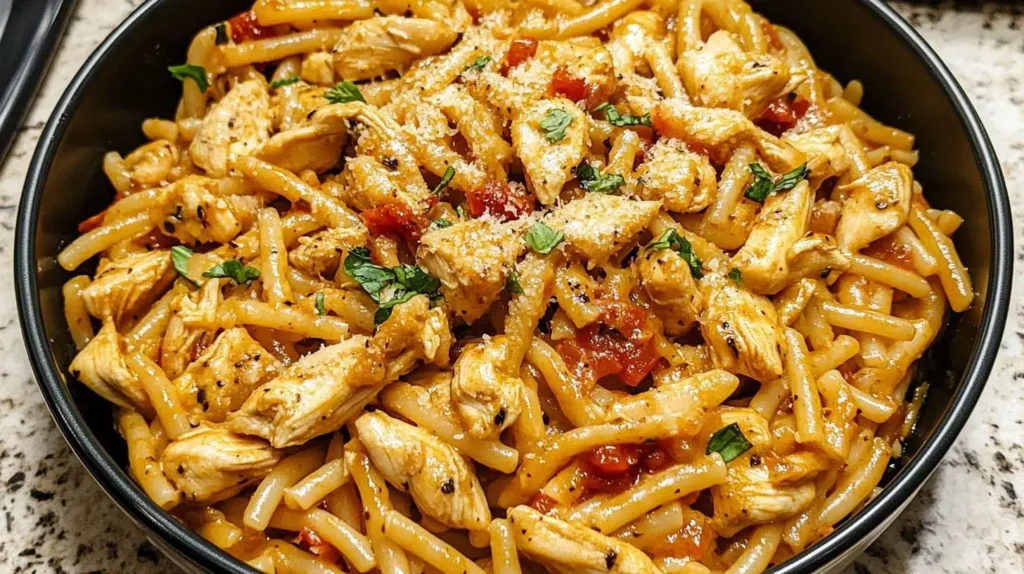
361,203,428,244
550,68,588,102
755,94,810,137
556,299,661,388
584,445,641,476
576,442,674,499
529,493,559,514
863,232,915,271
77,210,107,233
294,527,341,564
648,509,716,561
501,39,538,75
466,180,535,222
597,300,649,342
228,10,276,44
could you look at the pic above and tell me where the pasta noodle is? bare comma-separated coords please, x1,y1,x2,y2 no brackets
56,1,974,572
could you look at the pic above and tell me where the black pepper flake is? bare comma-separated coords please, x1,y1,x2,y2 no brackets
382,157,399,170
163,221,176,233
750,454,762,467
605,550,618,570
494,407,507,426
441,479,455,494
820,267,832,278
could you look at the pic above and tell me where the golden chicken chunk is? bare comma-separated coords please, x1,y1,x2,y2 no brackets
332,16,458,81
69,320,149,411
636,246,704,336
731,180,813,295
634,138,717,213
174,328,281,425
787,233,851,283
122,140,179,188
712,454,816,537
450,335,523,439
416,219,524,324
546,193,661,268
372,295,453,374
507,506,662,574
784,126,854,187
82,250,175,326
608,370,740,430
256,117,347,175
163,175,244,245
161,427,281,504
160,281,220,379
190,80,273,177
699,272,784,383
512,98,589,206
288,226,366,279
835,162,913,252
355,411,491,530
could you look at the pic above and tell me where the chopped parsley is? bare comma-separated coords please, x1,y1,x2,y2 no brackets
214,23,229,45
430,218,454,230
706,423,753,463
203,260,261,284
577,162,625,195
593,103,651,128
506,269,524,295
464,55,492,72
728,267,743,285
343,247,442,324
270,75,301,90
540,109,573,143
170,245,198,286
525,222,565,254
168,64,209,93
646,229,703,278
325,81,365,104
455,204,467,219
744,163,810,203
315,291,327,316
431,166,456,196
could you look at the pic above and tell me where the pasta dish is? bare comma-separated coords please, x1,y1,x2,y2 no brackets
57,0,975,572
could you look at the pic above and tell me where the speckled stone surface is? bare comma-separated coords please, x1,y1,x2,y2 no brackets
0,1,1021,572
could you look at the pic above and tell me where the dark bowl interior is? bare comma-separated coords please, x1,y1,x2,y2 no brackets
15,0,1011,572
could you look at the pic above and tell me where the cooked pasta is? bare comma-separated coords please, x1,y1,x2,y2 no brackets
59,1,973,571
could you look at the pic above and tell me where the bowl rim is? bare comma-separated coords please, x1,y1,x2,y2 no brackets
14,0,1012,572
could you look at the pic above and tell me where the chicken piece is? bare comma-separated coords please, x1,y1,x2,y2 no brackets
190,80,273,177
678,31,791,117
730,180,812,295
277,85,329,131
288,226,367,279
699,273,784,383
636,242,703,336
546,193,661,268
769,451,831,486
507,506,662,574
123,140,179,187
160,280,221,378
783,126,853,188
429,85,514,182
511,98,589,206
450,335,522,439
705,407,773,452
609,370,740,431
161,427,281,504
834,162,913,252
355,411,490,530
300,51,335,86
787,233,851,283
416,218,524,324
635,138,717,214
69,320,149,411
332,16,458,81
162,175,244,245
712,455,815,537
256,120,347,175
174,328,282,425
653,99,805,172
373,294,453,375
607,11,669,75
82,250,175,326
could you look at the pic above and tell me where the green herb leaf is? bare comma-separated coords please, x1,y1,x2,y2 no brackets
743,163,810,203
170,245,198,286
393,265,441,295
430,218,453,230
169,64,209,93
728,267,743,285
577,162,625,195
214,23,229,45
540,109,573,143
344,247,443,324
432,166,456,196
525,222,565,254
203,260,261,284
646,229,703,278
315,291,327,316
706,423,753,463
594,103,652,128
270,75,301,90
325,81,365,104
344,247,395,296
506,269,524,295
465,55,492,72
455,204,467,219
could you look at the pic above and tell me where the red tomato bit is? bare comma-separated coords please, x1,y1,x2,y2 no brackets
556,300,661,388
648,510,716,561
550,68,588,102
228,10,276,44
361,203,428,244
755,94,810,137
501,39,538,75
466,180,535,222
294,527,341,564
529,493,560,514
576,442,674,499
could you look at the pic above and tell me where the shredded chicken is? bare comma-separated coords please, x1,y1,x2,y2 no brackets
161,427,281,504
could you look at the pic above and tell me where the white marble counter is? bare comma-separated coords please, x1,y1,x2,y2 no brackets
0,1,1021,572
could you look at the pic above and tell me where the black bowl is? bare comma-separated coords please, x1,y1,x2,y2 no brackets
15,0,1012,572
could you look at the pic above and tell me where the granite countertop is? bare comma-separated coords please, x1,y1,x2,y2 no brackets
0,1,1021,572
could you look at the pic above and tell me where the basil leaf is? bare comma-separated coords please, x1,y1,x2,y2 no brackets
774,163,811,193
706,423,753,463
214,23,229,45
430,218,453,230
168,64,209,93
315,291,326,316
728,267,743,285
540,109,573,143
744,163,810,203
344,247,395,297
325,81,365,104
594,103,651,128
170,245,198,286
203,260,261,284
455,204,467,219
345,247,442,321
525,222,565,254
270,75,301,89
645,230,703,279
577,162,625,195
432,166,456,196
465,55,492,72
394,264,441,295
506,269,524,295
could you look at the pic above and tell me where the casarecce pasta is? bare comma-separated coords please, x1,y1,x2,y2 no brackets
59,0,973,572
